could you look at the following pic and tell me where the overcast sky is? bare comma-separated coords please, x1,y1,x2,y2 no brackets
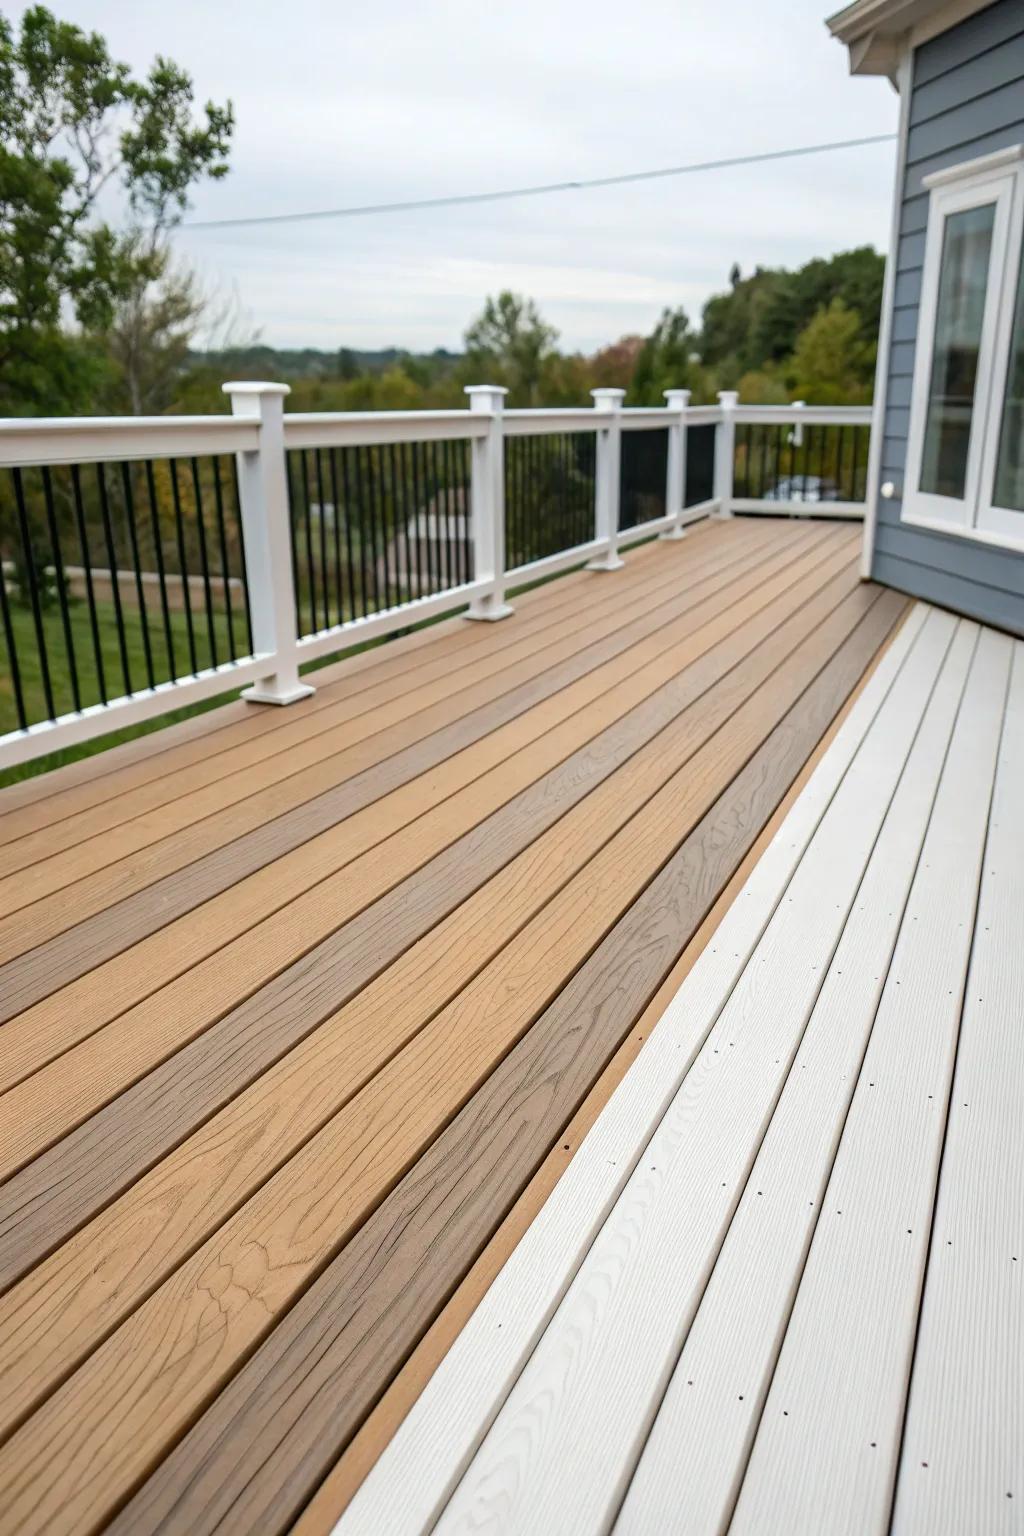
45,0,897,353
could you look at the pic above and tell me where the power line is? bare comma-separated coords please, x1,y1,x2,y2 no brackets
182,133,896,232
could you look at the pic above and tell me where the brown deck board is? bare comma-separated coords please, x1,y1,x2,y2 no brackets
0,528,686,836
1,529,763,872
0,522,905,1536
0,547,864,1402
0,530,849,1174
0,522,791,987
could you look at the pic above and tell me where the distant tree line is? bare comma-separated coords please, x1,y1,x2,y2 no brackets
0,8,884,426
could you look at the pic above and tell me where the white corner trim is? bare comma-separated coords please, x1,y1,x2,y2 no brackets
861,46,913,580
923,144,1024,191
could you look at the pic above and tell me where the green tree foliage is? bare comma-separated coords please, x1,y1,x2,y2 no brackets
0,6,232,415
700,247,884,386
629,307,699,404
788,296,874,405
463,290,558,405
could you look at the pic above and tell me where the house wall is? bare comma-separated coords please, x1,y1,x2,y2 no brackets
873,0,1024,634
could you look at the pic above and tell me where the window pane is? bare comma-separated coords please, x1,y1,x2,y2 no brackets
919,203,996,500
993,243,1024,512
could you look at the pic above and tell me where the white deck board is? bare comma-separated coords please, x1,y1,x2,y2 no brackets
334,603,1024,1536
729,624,1012,1536
334,611,929,1536
891,640,1024,1536
616,618,979,1536
429,611,957,1535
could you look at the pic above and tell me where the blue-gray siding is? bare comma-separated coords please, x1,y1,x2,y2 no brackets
874,0,1024,635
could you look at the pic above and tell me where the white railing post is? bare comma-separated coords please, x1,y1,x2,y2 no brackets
660,387,691,540
714,390,739,518
789,399,806,448
586,387,626,571
465,384,513,621
224,380,314,705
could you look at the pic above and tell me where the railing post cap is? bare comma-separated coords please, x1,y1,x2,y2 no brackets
465,384,508,412
591,388,626,412
664,388,691,408
717,390,739,408
222,380,291,398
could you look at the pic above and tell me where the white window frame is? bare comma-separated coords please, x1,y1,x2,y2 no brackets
902,144,1024,550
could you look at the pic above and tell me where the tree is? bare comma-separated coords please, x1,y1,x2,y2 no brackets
463,291,557,405
788,298,874,405
629,307,700,404
0,6,233,415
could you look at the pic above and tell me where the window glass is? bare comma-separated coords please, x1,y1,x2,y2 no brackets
919,203,996,499
992,243,1024,512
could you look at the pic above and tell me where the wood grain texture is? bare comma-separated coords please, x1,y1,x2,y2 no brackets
0,581,879,1477
890,640,1024,1536
0,541,857,1294
0,588,890,1536
0,527,820,1001
1,527,747,878
0,525,690,835
0,528,838,1096
426,607,953,1536
730,625,1011,1536
618,619,977,1536
0,525,782,923
331,602,926,1536
97,592,906,1536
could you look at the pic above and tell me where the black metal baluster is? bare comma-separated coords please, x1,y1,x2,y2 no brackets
168,458,199,678
11,469,55,721
41,466,80,713
443,438,457,592
351,446,369,613
145,459,177,678
326,448,345,625
70,464,107,704
0,483,28,730
299,449,318,632
851,426,862,502
409,440,424,599
230,456,254,655
121,462,156,689
96,462,134,697
390,441,408,604
314,447,331,628
374,446,393,608
211,457,238,663
284,451,305,637
426,440,442,595
339,448,358,622
385,442,401,605
189,459,219,670
363,446,383,613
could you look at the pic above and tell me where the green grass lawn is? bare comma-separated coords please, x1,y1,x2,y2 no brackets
0,597,245,787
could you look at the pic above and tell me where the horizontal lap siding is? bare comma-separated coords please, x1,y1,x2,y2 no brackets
874,0,1024,634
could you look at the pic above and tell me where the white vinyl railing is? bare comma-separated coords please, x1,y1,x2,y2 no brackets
0,386,871,770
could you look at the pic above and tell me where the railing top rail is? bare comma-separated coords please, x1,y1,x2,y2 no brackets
282,409,490,449
502,408,601,436
732,404,873,425
0,414,258,468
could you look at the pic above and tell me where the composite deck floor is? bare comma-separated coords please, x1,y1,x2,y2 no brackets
0,517,911,1536
342,598,1024,1536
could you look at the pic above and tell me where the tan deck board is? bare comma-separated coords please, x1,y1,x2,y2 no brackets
3,529,773,878
0,521,903,1536
0,525,803,983
0,531,850,1168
